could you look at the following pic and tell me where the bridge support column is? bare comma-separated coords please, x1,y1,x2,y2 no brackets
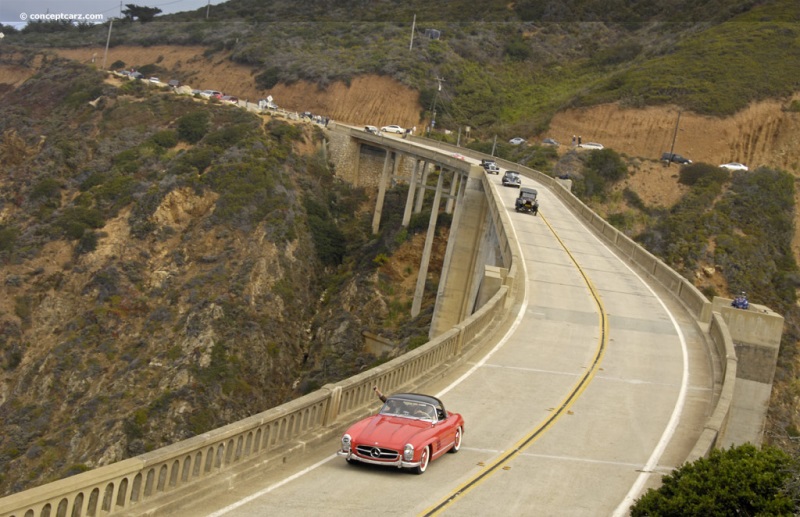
402,159,421,227
414,162,430,213
411,169,446,317
371,150,393,234
445,172,459,214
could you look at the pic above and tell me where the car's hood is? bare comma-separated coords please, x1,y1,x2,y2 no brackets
353,415,429,447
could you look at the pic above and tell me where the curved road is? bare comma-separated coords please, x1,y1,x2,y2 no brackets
176,162,715,516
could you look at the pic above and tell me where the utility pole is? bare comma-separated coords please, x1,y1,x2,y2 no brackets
206,0,211,20
102,20,113,70
668,110,682,165
491,135,497,156
409,14,416,50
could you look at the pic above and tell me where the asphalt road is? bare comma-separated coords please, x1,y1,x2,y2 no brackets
176,158,715,517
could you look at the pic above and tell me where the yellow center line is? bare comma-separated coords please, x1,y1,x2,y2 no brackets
420,211,610,516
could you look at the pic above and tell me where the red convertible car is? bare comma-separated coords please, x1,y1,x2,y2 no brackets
337,393,464,474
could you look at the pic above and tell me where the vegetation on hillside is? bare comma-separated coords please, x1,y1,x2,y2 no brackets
7,0,800,139
0,57,443,494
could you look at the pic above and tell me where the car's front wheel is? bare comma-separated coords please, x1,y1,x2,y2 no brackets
414,445,430,474
448,427,463,453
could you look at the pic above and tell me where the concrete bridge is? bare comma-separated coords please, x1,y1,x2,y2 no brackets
0,125,784,517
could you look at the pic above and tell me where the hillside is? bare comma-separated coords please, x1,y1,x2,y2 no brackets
0,54,447,494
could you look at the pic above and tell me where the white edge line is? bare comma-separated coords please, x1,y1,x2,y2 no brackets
206,454,338,517
544,190,691,516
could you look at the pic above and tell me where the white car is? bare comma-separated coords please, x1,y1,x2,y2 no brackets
148,77,160,83
508,137,526,145
578,142,604,150
381,125,405,134
719,162,749,171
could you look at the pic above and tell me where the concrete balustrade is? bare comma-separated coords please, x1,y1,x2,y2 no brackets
0,258,512,517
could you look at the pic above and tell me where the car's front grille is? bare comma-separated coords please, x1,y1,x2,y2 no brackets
355,445,399,461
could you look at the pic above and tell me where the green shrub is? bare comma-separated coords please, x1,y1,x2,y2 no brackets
678,163,729,186
110,60,126,70
55,207,106,240
177,111,209,144
630,444,796,516
30,178,62,205
255,67,281,89
149,130,178,149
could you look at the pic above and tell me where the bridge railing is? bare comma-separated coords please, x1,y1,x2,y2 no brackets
0,170,520,517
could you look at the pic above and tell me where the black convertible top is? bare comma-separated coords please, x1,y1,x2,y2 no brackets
389,393,444,409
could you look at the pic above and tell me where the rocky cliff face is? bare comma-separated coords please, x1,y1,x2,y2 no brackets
0,54,442,494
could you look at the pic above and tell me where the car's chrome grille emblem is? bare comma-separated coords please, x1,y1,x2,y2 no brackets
355,445,399,460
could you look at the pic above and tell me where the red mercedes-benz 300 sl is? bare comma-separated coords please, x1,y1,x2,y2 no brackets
337,393,464,474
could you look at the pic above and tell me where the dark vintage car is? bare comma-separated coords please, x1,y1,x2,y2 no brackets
515,187,539,215
337,393,464,474
661,152,692,165
502,170,522,188
481,159,500,174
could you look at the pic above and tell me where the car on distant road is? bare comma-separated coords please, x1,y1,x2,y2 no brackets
578,142,604,150
661,152,692,165
364,125,379,134
168,79,181,88
502,170,522,188
337,392,464,475
452,153,466,160
200,90,223,99
381,125,405,134
221,95,239,104
508,137,526,145
719,162,749,171
149,77,160,83
542,138,559,147
481,159,500,174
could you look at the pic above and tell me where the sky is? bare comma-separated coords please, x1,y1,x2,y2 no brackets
1,0,226,27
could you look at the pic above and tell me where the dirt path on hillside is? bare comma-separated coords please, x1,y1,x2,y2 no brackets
51,46,423,129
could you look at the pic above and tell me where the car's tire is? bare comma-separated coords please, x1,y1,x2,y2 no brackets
414,445,430,474
448,427,463,454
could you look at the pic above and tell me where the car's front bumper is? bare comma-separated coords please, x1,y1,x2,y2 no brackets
337,450,421,469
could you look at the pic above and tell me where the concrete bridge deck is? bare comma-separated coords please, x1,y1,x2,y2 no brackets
171,164,716,517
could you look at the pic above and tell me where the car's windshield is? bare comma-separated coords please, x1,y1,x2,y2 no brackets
380,398,437,421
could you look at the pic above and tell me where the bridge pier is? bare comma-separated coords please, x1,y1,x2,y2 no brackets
371,151,394,234
411,169,446,317
402,159,421,227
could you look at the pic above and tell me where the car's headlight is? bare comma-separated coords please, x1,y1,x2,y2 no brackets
341,434,351,453
403,443,415,461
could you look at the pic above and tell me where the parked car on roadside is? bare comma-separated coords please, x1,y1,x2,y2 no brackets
364,125,379,134
337,393,464,475
578,142,604,150
508,137,526,145
168,79,181,88
502,170,522,188
200,90,223,99
542,138,559,147
148,77,160,83
221,95,239,104
381,125,405,134
719,162,749,171
661,152,692,164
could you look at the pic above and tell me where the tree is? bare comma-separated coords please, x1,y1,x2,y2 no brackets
121,4,162,23
630,443,797,516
